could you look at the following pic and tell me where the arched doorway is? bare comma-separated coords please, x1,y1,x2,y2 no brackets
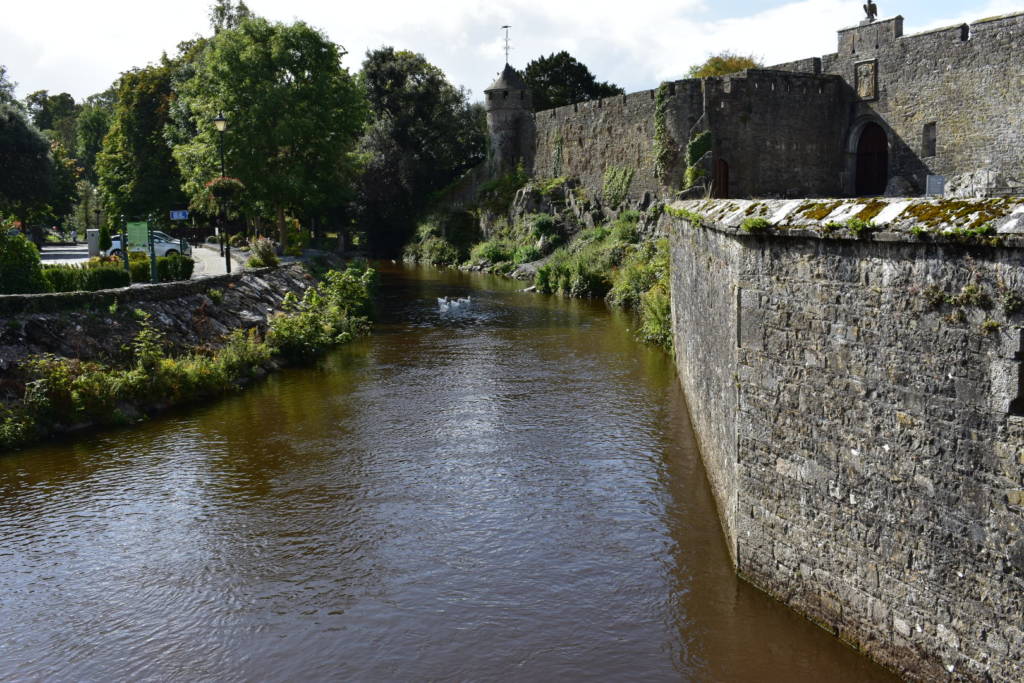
712,159,729,198
855,122,888,196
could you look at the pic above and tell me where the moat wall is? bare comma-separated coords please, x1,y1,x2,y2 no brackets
667,205,1024,680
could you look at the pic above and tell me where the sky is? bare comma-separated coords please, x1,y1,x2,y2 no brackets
3,0,1022,103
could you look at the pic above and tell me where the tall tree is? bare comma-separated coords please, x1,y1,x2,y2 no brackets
523,51,624,112
687,52,763,78
0,65,16,105
173,17,367,247
75,104,111,182
209,0,253,33
357,47,486,255
24,90,80,152
95,62,185,226
0,102,54,223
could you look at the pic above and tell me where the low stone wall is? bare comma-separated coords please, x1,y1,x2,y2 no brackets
667,198,1024,680
0,264,314,373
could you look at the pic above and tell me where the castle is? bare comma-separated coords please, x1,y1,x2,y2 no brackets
484,10,1024,202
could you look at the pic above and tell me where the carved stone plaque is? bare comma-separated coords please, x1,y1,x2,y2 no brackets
855,60,878,100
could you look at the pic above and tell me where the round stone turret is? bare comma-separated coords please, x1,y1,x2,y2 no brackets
485,64,534,172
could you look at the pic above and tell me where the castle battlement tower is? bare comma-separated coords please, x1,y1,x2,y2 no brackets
484,64,534,173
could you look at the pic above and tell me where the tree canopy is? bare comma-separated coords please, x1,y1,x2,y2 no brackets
0,102,54,220
96,62,185,226
687,52,763,78
357,47,486,255
523,51,624,112
172,17,367,246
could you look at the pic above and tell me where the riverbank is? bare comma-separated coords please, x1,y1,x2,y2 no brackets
0,263,375,452
404,178,672,350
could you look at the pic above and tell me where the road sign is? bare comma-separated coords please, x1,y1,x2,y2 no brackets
126,221,149,249
170,210,189,221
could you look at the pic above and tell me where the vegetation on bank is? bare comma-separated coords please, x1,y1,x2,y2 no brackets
404,206,673,352
0,264,376,452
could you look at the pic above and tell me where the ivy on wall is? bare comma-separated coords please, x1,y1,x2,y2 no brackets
684,130,712,189
653,83,679,183
602,165,635,208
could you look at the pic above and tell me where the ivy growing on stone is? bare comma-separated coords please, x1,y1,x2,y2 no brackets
602,165,635,208
653,83,679,183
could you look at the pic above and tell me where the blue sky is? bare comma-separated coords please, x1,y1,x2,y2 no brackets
3,0,1021,102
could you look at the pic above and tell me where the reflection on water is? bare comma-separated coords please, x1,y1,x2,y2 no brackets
0,264,895,681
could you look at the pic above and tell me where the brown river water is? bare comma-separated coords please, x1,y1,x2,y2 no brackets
0,264,897,681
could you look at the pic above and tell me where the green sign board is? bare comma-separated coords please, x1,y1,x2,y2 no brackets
126,221,150,249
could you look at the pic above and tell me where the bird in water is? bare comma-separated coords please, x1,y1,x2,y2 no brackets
437,296,472,312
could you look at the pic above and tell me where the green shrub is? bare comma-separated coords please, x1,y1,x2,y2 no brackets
130,258,151,283
82,266,131,290
608,240,666,308
0,232,49,294
535,247,612,298
419,236,461,266
611,211,641,243
638,282,673,349
267,264,376,360
229,232,247,248
513,245,541,264
98,224,112,253
529,213,557,238
158,254,195,282
470,239,514,264
41,266,81,293
247,237,280,268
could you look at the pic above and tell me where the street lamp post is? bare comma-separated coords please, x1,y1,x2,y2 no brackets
213,112,231,273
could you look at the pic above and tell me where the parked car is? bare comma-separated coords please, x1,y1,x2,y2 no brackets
108,232,192,258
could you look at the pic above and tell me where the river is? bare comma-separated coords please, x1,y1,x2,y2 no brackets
0,263,896,681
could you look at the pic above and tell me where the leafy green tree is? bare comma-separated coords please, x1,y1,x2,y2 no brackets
96,62,185,226
0,65,16,105
357,47,486,255
0,102,54,223
173,18,367,248
24,90,80,152
687,52,763,78
75,104,111,182
209,0,253,34
47,140,80,221
523,51,624,112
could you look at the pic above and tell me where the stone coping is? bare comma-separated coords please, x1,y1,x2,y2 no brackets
667,196,1024,248
0,264,301,316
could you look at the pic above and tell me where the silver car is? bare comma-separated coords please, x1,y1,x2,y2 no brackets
108,232,192,258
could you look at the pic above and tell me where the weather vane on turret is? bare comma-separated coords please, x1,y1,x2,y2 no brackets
863,0,878,23
501,25,512,65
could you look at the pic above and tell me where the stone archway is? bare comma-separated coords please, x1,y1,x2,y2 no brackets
854,122,889,196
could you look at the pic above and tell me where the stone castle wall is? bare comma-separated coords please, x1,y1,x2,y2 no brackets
514,11,1024,202
781,13,1024,196
531,86,671,206
667,199,1024,681
703,70,848,198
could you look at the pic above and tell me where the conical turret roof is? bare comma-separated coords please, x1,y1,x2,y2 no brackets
486,63,528,92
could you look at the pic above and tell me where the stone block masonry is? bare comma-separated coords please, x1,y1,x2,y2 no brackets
667,198,1024,681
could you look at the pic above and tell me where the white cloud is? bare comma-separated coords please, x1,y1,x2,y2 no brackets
3,0,1022,102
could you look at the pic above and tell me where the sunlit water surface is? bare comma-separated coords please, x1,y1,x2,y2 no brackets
0,264,896,681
